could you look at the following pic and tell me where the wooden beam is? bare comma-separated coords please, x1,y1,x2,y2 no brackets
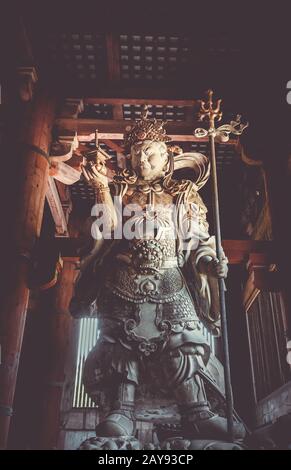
185,105,196,123
106,33,121,82
102,139,124,154
57,82,203,100
55,118,237,144
222,240,275,264
112,104,124,120
90,134,218,143
85,97,197,106
55,118,197,134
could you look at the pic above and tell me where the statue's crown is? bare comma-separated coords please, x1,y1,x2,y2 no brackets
123,105,171,153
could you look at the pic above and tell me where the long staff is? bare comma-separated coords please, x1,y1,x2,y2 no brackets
195,90,248,441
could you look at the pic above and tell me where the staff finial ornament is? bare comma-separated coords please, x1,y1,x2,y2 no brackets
195,90,248,142
198,89,223,129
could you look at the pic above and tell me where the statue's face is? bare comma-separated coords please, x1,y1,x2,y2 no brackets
130,140,168,181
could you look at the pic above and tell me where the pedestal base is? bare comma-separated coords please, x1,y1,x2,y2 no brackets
79,436,142,450
78,435,244,450
160,437,244,450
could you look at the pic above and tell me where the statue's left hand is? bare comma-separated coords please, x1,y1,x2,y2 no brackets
208,257,228,279
199,255,228,278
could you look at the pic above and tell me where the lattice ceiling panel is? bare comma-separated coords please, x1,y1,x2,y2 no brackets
70,179,96,202
123,104,186,121
119,34,191,81
48,32,107,81
206,34,241,63
43,30,241,84
85,141,117,160
190,142,238,169
79,104,239,123
80,104,113,119
79,102,188,121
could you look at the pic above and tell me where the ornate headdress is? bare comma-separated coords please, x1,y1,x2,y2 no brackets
123,105,171,153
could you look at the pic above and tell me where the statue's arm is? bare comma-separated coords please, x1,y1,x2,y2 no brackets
187,187,228,279
82,160,117,231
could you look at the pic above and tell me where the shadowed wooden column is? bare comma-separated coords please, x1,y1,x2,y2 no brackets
0,88,55,449
38,260,76,450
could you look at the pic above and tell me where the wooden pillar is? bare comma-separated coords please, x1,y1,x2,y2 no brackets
0,88,55,449
38,260,76,450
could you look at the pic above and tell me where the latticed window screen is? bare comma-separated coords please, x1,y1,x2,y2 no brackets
73,318,214,408
246,291,290,402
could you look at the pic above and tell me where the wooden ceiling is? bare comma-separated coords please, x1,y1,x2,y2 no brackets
6,2,288,242
34,29,244,99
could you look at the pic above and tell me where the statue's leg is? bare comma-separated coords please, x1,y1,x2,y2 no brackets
83,336,138,438
96,380,137,437
161,344,245,440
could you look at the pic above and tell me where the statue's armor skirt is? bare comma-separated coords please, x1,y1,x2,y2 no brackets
97,259,208,355
82,239,211,399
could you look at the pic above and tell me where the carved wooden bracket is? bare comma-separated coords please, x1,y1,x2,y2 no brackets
46,177,69,237
49,134,79,162
17,66,38,102
243,252,281,311
49,133,83,185
59,98,84,118
247,253,280,291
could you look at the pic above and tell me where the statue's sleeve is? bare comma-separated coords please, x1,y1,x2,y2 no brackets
182,185,225,336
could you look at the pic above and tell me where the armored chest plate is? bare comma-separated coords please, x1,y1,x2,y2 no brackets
106,266,184,303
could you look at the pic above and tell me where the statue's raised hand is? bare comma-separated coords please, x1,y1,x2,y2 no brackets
81,160,109,188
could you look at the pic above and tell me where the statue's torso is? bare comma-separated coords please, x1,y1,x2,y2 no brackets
97,186,204,355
